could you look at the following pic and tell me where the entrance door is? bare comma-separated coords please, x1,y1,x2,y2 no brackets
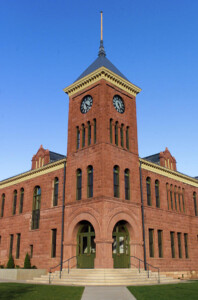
77,222,96,268
112,221,130,268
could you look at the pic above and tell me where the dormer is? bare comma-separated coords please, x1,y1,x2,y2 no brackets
143,147,177,171
159,148,177,171
31,145,50,170
31,145,66,170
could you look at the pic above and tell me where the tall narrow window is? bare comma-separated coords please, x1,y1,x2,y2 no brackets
184,233,189,258
177,232,182,258
30,245,33,258
182,188,185,212
155,180,160,208
170,185,173,210
76,126,80,149
174,186,177,211
87,121,91,145
32,186,41,230
82,124,85,148
146,177,151,206
178,187,181,212
16,233,21,259
76,169,82,200
87,166,93,198
110,119,112,143
149,229,154,257
170,231,175,258
19,188,24,214
51,229,57,258
94,119,96,144
12,190,17,215
1,194,5,217
158,230,163,258
115,122,118,146
193,192,197,216
113,166,119,198
126,126,129,150
166,183,169,210
9,234,14,256
53,177,59,206
120,124,124,147
124,169,130,200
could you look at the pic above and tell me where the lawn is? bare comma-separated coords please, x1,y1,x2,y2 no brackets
128,281,198,300
0,283,84,300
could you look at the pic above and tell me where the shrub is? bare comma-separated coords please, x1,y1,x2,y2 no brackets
31,265,37,269
15,265,20,269
24,253,31,269
6,255,15,268
0,265,4,269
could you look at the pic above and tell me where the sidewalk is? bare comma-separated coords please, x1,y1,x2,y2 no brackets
81,286,136,300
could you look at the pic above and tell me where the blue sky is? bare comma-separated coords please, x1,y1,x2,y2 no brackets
0,0,198,180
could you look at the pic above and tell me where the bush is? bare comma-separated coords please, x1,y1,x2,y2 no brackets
6,255,15,268
31,265,37,269
15,265,20,269
0,265,4,269
24,253,31,269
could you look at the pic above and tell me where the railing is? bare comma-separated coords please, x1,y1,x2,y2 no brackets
130,256,160,283
49,256,77,284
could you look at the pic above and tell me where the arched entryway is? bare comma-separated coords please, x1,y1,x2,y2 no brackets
77,221,96,268
112,221,130,268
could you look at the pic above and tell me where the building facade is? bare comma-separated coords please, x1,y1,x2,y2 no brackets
0,40,197,272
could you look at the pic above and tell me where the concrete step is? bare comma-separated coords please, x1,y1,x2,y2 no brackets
27,268,180,286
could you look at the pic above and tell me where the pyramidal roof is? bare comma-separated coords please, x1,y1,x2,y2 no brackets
75,40,129,82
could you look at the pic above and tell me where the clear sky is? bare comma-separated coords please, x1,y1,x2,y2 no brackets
0,0,198,181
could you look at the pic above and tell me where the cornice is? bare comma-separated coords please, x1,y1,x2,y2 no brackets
0,158,66,189
63,67,141,97
140,158,198,188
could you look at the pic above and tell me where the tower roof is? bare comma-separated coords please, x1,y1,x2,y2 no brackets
75,41,129,82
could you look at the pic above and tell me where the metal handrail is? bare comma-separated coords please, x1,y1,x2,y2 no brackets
49,255,77,284
130,255,160,283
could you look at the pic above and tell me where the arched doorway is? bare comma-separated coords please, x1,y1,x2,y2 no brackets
112,221,130,268
77,221,96,268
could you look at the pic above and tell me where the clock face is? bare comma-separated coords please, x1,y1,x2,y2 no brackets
113,95,125,113
80,95,93,114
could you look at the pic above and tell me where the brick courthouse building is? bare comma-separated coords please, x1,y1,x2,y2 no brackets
0,35,198,273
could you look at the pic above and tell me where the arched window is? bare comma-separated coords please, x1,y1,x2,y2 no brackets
170,185,173,210
166,183,169,210
124,169,130,200
87,166,93,198
76,169,82,200
126,126,129,150
94,119,96,144
19,188,24,214
32,186,41,229
182,188,185,212
115,122,118,146
12,190,17,215
82,124,85,148
174,186,177,211
146,177,151,206
53,177,59,206
110,119,113,143
113,166,119,198
193,192,197,216
87,121,91,145
155,180,160,208
178,187,181,211
120,124,124,147
76,126,80,149
1,194,5,218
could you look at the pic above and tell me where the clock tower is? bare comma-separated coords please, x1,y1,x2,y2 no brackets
63,15,143,268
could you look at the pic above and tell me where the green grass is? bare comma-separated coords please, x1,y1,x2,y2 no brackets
128,282,198,300
0,283,84,300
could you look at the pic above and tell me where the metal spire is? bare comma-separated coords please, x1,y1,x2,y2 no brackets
98,11,106,57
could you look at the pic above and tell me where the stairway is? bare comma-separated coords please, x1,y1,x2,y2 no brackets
27,268,181,286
